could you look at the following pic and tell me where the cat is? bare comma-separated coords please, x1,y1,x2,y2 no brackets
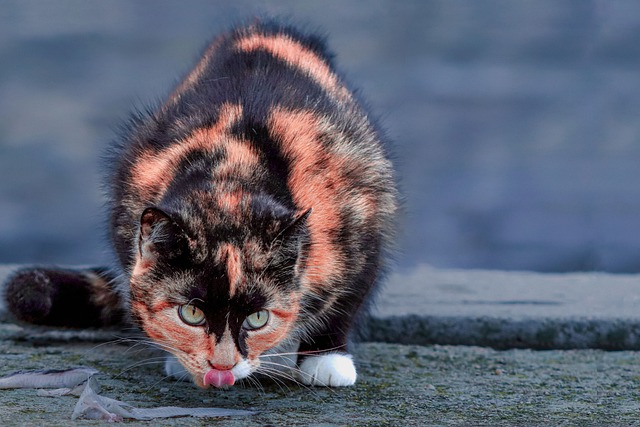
3,20,397,388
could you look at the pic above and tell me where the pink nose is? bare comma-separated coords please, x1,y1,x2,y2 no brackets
211,363,234,371
203,369,235,388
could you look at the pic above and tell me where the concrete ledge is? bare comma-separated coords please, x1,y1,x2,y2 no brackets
363,315,640,350
3,264,640,350
366,265,640,349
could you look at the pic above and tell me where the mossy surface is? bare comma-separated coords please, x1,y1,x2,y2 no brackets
2,325,640,426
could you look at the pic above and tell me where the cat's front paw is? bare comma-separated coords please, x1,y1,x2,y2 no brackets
164,354,189,381
296,353,357,387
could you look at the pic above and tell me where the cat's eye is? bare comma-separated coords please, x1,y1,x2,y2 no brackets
178,304,206,326
243,310,269,330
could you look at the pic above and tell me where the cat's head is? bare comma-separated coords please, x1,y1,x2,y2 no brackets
128,199,310,388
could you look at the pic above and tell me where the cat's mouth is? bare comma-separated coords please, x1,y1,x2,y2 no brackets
203,368,235,388
196,360,254,389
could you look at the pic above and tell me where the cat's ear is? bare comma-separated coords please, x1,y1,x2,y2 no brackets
276,208,312,242
277,209,312,274
271,208,312,260
138,207,189,265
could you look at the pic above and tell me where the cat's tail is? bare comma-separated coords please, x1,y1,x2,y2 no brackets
3,267,126,328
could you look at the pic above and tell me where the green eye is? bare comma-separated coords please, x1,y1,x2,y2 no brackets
243,310,269,330
178,304,206,326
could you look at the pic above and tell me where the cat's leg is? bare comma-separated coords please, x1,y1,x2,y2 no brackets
164,354,190,381
295,314,359,387
3,267,125,328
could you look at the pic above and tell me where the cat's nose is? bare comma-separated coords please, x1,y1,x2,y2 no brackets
209,362,234,371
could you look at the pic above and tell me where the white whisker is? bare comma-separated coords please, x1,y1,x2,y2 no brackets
114,358,168,378
256,365,327,398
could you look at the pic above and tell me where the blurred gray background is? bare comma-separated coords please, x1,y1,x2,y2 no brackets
1,0,640,273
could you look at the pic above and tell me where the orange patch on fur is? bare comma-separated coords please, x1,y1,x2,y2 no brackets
214,139,260,180
151,300,173,313
270,308,297,321
131,301,147,316
140,305,205,351
217,190,244,214
144,328,164,341
131,240,157,277
236,34,352,102
148,319,186,342
217,243,243,297
130,103,242,201
268,108,346,287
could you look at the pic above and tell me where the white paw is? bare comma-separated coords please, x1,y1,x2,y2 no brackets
164,354,189,381
297,353,357,387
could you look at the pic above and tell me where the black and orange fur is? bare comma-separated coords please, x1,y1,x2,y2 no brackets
4,20,397,388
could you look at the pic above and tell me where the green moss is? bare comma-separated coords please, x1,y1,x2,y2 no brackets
18,408,44,415
404,350,419,360
60,354,84,365
435,385,448,395
26,353,45,363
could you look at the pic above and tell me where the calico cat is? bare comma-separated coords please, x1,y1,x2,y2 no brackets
3,20,397,388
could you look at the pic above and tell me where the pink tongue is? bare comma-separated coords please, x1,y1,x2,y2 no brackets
203,369,235,388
